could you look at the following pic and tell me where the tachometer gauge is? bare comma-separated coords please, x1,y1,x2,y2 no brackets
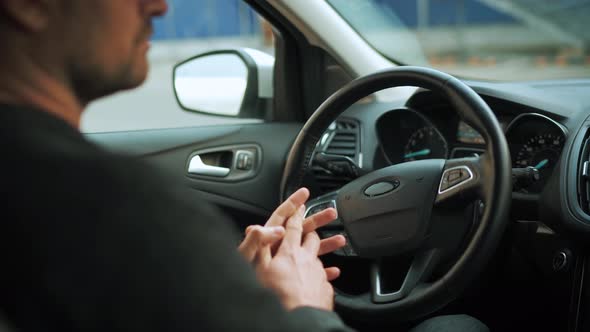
514,133,564,192
506,113,567,194
404,126,448,162
515,133,564,169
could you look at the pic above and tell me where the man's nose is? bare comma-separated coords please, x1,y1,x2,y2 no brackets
141,0,168,17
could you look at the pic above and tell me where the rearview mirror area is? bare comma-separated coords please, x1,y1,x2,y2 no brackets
173,49,274,119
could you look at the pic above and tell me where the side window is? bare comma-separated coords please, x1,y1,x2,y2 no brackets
81,0,275,133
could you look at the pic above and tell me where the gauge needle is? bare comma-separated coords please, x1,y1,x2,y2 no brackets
404,148,431,159
534,159,549,169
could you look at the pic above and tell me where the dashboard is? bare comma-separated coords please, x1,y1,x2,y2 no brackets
309,82,585,204
307,78,590,234
375,106,566,194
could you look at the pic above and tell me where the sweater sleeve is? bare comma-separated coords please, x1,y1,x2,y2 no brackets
1,155,355,332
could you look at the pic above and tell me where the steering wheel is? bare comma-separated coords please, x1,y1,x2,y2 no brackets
280,67,512,322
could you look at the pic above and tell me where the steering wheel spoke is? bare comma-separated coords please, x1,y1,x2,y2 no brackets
370,250,440,303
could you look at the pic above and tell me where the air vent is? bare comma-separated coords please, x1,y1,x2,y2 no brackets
325,130,357,158
578,131,590,214
312,119,360,195
325,120,359,157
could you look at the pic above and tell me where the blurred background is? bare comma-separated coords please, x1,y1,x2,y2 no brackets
333,0,590,80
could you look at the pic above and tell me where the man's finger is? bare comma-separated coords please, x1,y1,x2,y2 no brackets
255,246,273,269
245,225,255,235
302,208,337,234
238,225,285,262
279,205,306,253
318,235,346,256
325,267,341,281
265,188,310,227
301,230,321,255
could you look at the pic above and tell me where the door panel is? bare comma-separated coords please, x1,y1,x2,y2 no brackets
86,123,302,226
86,126,242,156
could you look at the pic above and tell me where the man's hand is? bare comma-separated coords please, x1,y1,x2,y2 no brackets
256,205,335,311
238,188,346,281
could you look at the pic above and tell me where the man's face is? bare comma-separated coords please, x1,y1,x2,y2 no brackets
58,0,168,103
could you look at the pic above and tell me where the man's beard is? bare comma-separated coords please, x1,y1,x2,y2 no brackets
70,59,145,105
70,23,152,105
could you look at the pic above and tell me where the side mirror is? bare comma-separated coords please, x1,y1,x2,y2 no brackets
173,48,274,119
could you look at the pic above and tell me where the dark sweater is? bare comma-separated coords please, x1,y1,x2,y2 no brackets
0,105,353,332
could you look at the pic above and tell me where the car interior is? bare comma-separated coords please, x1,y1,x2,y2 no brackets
84,0,590,331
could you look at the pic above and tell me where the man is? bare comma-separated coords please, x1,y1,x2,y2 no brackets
0,0,352,330
0,1,488,331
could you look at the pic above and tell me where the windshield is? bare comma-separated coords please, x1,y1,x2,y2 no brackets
327,0,590,81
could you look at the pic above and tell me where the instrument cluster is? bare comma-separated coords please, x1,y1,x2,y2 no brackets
377,109,566,194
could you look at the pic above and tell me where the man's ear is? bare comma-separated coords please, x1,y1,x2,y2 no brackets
0,0,51,31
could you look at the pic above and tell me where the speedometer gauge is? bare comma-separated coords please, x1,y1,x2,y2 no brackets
506,113,567,194
515,133,564,170
404,126,448,162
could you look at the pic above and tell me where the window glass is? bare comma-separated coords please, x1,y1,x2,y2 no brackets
328,0,590,81
82,0,274,133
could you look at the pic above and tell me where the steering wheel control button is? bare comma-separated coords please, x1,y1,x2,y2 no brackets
320,230,348,256
305,200,342,228
342,243,357,256
439,166,474,194
306,200,336,216
364,181,399,197
448,170,459,182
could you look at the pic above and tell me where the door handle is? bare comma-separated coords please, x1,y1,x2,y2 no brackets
187,155,230,177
